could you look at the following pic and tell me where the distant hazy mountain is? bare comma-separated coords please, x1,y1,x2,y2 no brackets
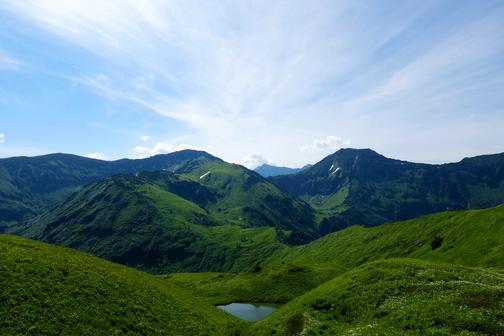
271,148,504,233
255,163,312,177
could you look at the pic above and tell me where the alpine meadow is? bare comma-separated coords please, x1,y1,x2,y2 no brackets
1,1,503,335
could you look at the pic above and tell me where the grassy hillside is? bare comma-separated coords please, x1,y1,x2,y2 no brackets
248,259,504,335
268,203,504,270
0,234,244,335
166,204,504,305
271,148,504,232
178,160,317,242
25,174,288,273
164,263,345,305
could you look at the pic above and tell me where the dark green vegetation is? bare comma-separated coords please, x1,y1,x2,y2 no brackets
271,148,504,232
164,203,504,307
0,234,244,335
1,149,504,335
248,259,504,335
22,167,315,273
255,163,312,177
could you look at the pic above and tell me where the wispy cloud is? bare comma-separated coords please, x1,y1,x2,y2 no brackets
301,136,350,153
0,52,20,70
133,141,201,158
0,133,5,143
240,153,272,169
2,1,504,165
0,1,357,138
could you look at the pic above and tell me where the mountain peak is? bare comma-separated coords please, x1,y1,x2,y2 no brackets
330,148,381,158
149,149,219,161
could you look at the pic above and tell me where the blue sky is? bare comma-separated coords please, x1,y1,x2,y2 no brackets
0,0,503,168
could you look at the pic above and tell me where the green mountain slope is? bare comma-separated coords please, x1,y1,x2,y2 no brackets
166,203,504,306
268,203,504,271
1,150,317,243
248,259,504,335
0,150,220,232
176,160,317,241
25,173,292,273
271,148,504,232
0,234,244,335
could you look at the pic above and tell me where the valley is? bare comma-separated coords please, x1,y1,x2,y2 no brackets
2,2,503,334
0,149,503,335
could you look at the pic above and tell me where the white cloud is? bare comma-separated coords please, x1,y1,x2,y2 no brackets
140,135,151,142
240,153,271,169
301,136,350,153
133,142,198,158
0,133,5,143
85,152,108,160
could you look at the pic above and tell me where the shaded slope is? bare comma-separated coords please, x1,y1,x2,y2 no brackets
271,148,504,232
0,234,244,336
248,259,504,335
26,173,288,273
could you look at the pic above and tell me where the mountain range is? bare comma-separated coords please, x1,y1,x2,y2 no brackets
271,148,504,232
1,147,503,335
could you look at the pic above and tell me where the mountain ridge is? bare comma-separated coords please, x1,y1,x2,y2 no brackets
271,148,504,232
0,150,222,231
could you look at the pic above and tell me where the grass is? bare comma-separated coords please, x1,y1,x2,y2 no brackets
24,174,291,273
180,161,318,241
163,263,345,305
0,234,244,335
2,203,504,335
267,203,504,270
247,258,504,335
164,203,504,307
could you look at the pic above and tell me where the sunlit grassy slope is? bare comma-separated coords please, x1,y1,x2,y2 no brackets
0,234,244,335
166,203,504,305
267,203,504,269
247,259,504,335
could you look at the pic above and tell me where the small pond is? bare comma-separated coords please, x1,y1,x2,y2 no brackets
217,302,282,322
